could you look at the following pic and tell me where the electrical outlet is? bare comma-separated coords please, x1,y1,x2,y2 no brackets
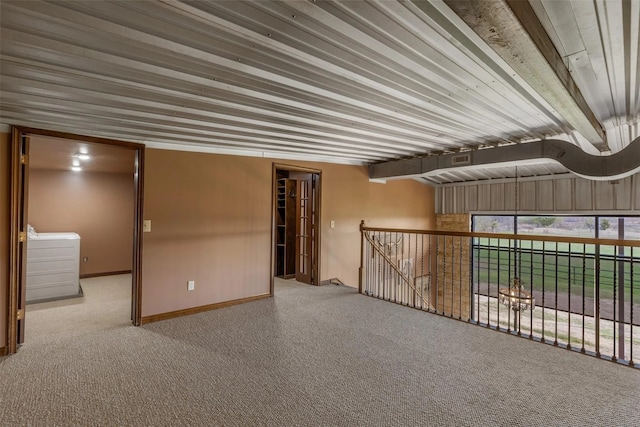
188,280,195,291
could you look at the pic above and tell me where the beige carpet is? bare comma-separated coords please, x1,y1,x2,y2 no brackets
24,274,132,342
1,276,639,426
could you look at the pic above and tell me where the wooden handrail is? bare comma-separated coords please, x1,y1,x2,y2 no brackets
361,225,640,247
363,231,431,309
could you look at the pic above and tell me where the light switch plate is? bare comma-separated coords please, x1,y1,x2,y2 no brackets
143,220,151,232
188,280,195,291
330,220,335,229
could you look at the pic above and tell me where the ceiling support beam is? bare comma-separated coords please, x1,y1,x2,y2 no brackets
441,0,608,151
369,136,640,182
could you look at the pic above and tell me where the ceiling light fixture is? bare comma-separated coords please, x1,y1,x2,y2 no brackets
498,166,534,332
71,166,82,172
75,154,91,161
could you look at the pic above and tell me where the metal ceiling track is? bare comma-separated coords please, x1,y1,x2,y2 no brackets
369,136,640,182
441,0,609,151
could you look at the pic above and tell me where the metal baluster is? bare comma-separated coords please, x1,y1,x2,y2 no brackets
445,235,449,316
613,245,618,362
404,232,408,306
517,237,522,336
402,234,415,307
435,235,439,314
459,236,463,320
554,243,559,346
595,242,601,357
618,220,625,361
487,238,492,326
387,232,391,301
378,232,383,299
416,234,420,309
365,233,369,295
581,244,586,353
403,232,407,306
375,232,379,298
446,235,450,316
420,233,424,310
476,238,480,323
530,240,534,339
368,234,372,296
372,232,376,297
630,246,634,366
428,234,438,313
451,235,455,317
404,234,415,307
468,235,474,322
373,232,377,297
541,242,546,343
383,231,387,301
508,237,512,332
386,231,390,301
568,243,572,349
395,231,399,303
368,231,372,296
496,238,501,329
371,231,375,297
409,232,412,307
507,239,516,333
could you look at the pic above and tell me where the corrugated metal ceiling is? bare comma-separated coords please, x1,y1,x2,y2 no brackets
0,1,638,182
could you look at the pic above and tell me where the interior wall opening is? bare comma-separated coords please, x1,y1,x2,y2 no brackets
24,134,136,343
8,127,144,354
272,165,321,292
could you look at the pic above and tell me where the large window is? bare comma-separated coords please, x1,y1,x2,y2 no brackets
471,214,640,320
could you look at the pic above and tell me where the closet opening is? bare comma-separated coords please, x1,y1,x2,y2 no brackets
271,164,321,294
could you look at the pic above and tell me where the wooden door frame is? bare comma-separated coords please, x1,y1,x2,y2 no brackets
6,126,145,354
270,163,322,296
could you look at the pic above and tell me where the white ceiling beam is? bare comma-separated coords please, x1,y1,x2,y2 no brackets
440,0,608,151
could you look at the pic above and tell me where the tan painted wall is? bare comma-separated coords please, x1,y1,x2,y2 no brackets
28,169,135,276
142,149,435,317
1,138,435,340
0,133,10,349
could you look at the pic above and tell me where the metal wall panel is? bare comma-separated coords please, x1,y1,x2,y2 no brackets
477,184,491,211
536,180,554,211
614,177,633,210
593,181,615,211
454,186,467,213
554,178,573,211
490,183,505,211
466,185,478,212
519,181,537,211
504,182,516,211
441,187,454,214
437,173,640,214
574,179,593,211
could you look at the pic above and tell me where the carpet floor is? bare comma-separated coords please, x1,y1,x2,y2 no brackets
1,276,638,426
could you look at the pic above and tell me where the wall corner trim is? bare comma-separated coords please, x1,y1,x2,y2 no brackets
140,293,271,325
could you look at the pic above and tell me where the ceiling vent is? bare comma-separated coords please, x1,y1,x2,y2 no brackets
450,154,471,165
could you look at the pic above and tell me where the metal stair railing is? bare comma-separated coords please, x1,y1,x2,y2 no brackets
362,228,432,310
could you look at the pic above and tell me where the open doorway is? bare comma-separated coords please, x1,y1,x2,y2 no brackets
271,164,321,294
8,127,144,354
